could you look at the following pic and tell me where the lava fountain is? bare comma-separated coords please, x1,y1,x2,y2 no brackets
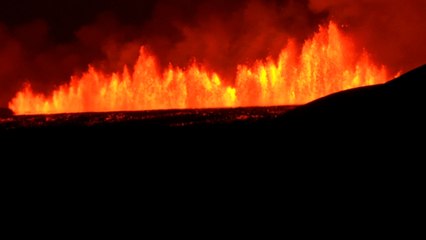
9,22,389,115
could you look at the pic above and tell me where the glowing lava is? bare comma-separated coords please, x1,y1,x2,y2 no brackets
9,22,388,115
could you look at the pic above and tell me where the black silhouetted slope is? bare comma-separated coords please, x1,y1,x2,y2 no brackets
276,64,426,137
0,108,13,118
2,66,424,203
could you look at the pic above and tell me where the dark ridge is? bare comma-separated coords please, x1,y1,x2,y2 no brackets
0,108,13,118
275,64,426,137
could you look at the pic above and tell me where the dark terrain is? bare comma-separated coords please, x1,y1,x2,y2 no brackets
0,106,295,132
277,64,426,135
2,65,424,222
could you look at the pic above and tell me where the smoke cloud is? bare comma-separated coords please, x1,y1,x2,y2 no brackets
309,0,426,73
0,0,425,107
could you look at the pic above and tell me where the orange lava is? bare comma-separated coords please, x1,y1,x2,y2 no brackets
9,22,389,115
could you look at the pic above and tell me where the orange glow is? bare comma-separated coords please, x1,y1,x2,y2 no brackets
9,22,388,115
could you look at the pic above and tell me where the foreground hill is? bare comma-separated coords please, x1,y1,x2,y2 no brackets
2,65,424,206
274,64,426,136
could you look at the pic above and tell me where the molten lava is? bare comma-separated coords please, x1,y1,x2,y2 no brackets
9,22,388,115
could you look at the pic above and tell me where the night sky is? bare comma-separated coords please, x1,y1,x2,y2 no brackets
0,0,425,107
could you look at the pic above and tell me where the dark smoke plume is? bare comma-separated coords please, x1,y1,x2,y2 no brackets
309,0,426,73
